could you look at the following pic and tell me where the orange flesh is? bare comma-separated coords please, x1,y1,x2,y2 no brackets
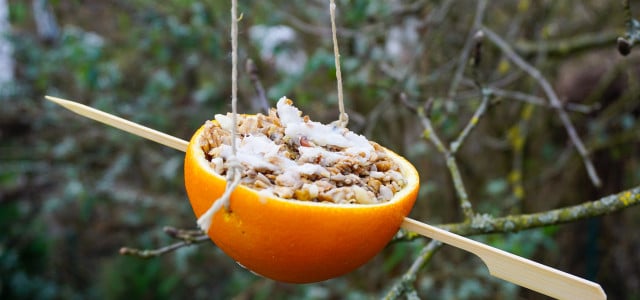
184,124,419,283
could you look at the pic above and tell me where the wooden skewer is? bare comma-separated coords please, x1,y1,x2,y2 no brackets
45,95,606,300
401,218,606,300
45,96,189,152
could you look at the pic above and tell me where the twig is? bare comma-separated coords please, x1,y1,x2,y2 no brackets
505,103,535,212
621,0,638,53
490,88,598,114
482,26,602,188
623,0,632,28
405,98,447,155
450,88,491,154
120,227,210,258
246,59,269,114
445,156,473,220
282,1,443,39
618,0,640,55
163,226,205,240
281,10,357,38
447,0,488,100
384,240,442,299
403,185,640,238
406,87,492,219
514,31,619,57
471,30,485,73
401,94,474,220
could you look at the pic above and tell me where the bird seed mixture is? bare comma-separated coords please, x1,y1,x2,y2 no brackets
198,97,407,204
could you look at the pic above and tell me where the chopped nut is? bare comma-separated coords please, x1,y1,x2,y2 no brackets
304,183,319,199
273,186,294,199
255,173,272,186
353,186,375,204
254,178,271,189
375,161,392,172
367,178,381,193
294,189,312,201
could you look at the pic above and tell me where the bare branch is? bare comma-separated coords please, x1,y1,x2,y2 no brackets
505,104,534,212
245,59,269,114
448,0,488,100
400,94,475,220
450,88,491,154
623,0,632,27
482,26,602,187
514,31,618,57
383,240,442,299
400,185,640,240
490,88,599,114
618,0,640,55
162,226,205,240
120,227,210,258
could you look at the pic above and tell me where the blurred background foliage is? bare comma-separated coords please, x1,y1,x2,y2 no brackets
1,0,639,299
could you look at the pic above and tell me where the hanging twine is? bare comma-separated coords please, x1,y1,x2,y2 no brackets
197,0,243,232
330,0,349,128
200,0,349,231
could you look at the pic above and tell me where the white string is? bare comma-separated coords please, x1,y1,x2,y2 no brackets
197,158,242,231
200,0,348,232
330,0,348,128
198,0,243,232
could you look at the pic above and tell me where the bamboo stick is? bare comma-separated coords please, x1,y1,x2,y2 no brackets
401,218,606,299
45,96,189,152
45,95,606,300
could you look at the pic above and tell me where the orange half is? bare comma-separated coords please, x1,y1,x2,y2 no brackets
184,123,419,283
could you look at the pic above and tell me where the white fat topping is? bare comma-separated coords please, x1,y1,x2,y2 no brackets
209,97,391,202
276,97,374,154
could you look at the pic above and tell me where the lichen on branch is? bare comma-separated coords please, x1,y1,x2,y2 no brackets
433,186,640,237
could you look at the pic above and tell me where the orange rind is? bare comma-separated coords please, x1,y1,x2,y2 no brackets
184,120,419,283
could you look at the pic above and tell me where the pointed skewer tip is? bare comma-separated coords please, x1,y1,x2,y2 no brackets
45,95,66,105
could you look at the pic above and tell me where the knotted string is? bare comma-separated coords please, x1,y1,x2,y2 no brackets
197,0,243,233
199,0,349,232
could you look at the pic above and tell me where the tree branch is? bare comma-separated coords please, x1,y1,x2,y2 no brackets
505,103,534,212
401,94,475,220
383,240,442,300
450,88,491,154
424,185,640,238
447,0,488,100
490,88,599,114
246,59,270,114
617,0,637,55
408,87,492,219
120,226,209,258
514,31,618,57
482,26,602,188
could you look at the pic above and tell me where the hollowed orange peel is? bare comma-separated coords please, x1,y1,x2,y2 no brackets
46,96,606,299
185,124,419,283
